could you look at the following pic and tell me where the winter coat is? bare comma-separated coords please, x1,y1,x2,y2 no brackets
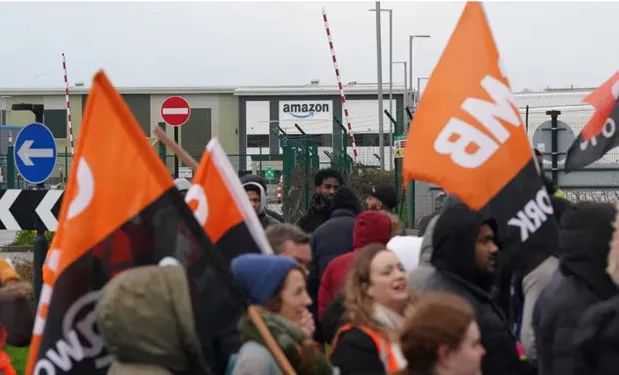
420,204,526,375
573,294,619,375
533,202,618,375
408,213,439,291
330,328,386,375
297,193,332,234
318,211,392,318
258,212,281,229
232,309,332,375
519,256,559,361
330,304,408,375
0,258,33,347
96,265,210,375
310,208,357,288
308,208,356,318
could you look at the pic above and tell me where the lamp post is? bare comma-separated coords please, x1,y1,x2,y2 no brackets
416,76,429,106
392,61,407,133
370,6,393,170
373,1,385,170
408,34,431,117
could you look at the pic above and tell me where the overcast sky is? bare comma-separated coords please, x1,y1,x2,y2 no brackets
0,1,616,91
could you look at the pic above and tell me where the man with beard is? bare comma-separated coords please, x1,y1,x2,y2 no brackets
416,203,528,375
297,168,343,233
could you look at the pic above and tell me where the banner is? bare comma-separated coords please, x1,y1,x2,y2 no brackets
564,71,619,171
26,71,243,374
188,138,273,262
403,2,555,252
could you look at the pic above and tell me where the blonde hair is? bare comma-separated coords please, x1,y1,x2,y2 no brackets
343,244,415,338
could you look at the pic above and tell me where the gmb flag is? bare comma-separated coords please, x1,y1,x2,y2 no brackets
26,71,243,375
187,138,273,263
564,71,619,171
403,2,556,255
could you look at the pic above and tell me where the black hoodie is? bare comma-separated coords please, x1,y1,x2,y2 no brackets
431,203,497,291
424,203,527,375
534,202,618,375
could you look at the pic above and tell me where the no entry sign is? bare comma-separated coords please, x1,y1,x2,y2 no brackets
161,96,191,127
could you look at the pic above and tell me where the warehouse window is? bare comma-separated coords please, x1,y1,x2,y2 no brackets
248,134,269,148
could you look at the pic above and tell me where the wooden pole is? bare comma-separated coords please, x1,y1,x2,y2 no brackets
154,127,198,169
248,306,297,375
154,128,296,374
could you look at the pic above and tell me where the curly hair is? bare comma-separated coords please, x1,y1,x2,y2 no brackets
343,244,415,339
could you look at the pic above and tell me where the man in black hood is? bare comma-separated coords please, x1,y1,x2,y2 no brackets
420,203,528,375
533,201,618,375
297,168,343,233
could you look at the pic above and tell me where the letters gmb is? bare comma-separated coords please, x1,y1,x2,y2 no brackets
434,75,522,169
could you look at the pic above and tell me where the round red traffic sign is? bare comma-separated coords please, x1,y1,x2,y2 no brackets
161,96,191,127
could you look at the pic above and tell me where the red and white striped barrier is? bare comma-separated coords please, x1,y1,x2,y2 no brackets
321,8,358,160
61,53,74,154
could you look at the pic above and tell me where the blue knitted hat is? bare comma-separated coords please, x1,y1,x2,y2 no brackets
231,254,298,305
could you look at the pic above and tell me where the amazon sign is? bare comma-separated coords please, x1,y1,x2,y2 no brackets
279,100,332,134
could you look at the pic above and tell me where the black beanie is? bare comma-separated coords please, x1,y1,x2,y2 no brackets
332,186,361,214
370,184,398,210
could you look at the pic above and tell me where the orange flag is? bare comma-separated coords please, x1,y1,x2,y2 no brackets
187,138,272,260
26,71,243,374
404,2,555,247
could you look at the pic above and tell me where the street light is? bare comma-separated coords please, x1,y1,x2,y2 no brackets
416,76,430,106
371,1,385,170
369,7,393,122
370,7,393,170
408,34,431,114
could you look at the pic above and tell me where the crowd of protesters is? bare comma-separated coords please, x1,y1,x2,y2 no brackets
2,166,619,375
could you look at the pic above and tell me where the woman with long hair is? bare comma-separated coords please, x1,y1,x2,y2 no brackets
330,244,415,374
400,293,485,375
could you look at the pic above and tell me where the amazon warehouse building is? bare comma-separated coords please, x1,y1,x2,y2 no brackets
2,82,615,221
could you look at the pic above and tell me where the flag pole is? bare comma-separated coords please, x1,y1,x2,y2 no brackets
154,127,198,169
248,306,297,375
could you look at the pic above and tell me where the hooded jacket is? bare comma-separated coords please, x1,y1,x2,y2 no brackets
297,193,333,234
419,203,525,375
533,202,618,375
242,181,280,229
317,211,392,318
96,265,210,375
573,294,619,375
308,187,361,320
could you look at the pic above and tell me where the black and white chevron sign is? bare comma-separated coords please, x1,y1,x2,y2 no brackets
0,190,63,231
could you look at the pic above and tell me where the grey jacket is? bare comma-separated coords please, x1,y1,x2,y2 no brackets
232,341,281,375
520,256,559,361
408,214,439,290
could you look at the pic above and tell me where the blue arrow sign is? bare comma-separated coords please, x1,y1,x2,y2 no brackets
14,122,57,184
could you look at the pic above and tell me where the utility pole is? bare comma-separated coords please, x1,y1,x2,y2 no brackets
369,7,392,170
375,1,385,170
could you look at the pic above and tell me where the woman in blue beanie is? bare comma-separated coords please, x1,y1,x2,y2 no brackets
230,254,333,375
